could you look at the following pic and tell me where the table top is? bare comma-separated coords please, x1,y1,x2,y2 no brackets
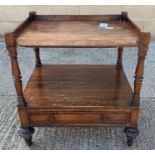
13,14,141,47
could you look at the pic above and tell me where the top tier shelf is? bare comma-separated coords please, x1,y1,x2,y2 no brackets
12,12,141,48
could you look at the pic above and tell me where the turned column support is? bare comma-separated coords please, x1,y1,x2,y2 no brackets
124,32,150,147
5,33,27,106
132,32,150,106
116,47,123,69
34,47,42,67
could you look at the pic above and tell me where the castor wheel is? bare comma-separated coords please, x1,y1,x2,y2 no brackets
124,127,139,147
127,139,133,147
19,127,35,147
25,137,33,147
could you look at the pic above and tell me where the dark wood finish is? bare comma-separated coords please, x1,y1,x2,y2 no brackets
14,13,140,47
18,107,134,128
16,20,139,47
24,65,133,107
4,33,27,106
27,112,130,126
36,15,121,21
34,47,42,67
116,47,123,69
122,12,141,33
132,33,150,106
5,12,150,147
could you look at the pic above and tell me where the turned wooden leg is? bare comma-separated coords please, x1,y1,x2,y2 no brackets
5,33,27,106
124,127,139,146
19,127,35,147
34,47,42,67
132,33,150,106
116,47,123,69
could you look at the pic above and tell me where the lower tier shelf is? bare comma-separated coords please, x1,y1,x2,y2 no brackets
19,65,138,127
24,64,133,108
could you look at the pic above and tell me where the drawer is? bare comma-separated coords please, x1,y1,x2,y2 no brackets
27,112,130,125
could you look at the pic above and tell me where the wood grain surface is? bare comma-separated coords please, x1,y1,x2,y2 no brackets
17,20,139,47
24,65,133,108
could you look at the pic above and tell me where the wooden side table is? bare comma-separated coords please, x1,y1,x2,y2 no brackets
4,12,150,147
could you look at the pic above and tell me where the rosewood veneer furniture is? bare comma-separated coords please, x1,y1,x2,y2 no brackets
5,11,150,147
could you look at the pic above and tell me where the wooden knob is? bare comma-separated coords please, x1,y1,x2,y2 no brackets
48,116,55,122
101,115,107,121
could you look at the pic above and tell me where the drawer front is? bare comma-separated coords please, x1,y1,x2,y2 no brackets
27,112,130,125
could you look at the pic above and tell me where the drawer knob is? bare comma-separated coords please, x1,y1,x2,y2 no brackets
101,115,107,121
48,116,55,122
